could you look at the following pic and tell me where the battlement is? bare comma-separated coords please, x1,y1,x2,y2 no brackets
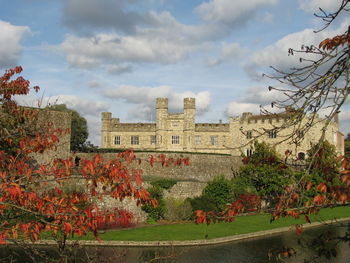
156,98,168,109
113,123,156,132
101,112,112,120
195,123,229,132
184,98,195,109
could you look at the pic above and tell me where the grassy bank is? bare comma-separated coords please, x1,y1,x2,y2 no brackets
75,206,350,241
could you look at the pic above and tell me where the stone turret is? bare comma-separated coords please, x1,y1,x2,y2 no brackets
156,98,168,149
101,112,112,148
183,98,196,151
184,97,195,109
156,98,168,109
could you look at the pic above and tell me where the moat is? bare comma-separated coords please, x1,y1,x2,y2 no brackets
1,224,349,263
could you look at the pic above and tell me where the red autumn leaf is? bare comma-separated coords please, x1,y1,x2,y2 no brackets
149,155,155,166
316,182,327,193
306,182,313,191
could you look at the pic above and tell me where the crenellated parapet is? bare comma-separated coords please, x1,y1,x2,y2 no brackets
156,98,168,109
195,123,230,132
113,123,156,132
184,98,195,109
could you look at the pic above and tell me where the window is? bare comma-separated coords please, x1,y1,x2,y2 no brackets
210,136,218,145
246,130,252,139
172,135,180,144
131,136,139,145
195,135,201,145
268,129,277,138
298,152,305,160
150,135,156,145
114,136,121,145
172,122,179,127
246,149,253,156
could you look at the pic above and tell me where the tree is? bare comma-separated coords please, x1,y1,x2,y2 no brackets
0,67,188,261
196,2,350,261
47,104,88,151
264,0,350,146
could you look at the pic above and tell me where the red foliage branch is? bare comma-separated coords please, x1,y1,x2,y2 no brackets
0,67,189,245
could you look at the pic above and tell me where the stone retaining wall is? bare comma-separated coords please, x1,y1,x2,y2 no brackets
76,152,242,182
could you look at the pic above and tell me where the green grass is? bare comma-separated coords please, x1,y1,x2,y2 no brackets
73,206,350,241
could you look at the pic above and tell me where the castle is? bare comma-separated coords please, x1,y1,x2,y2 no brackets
101,98,344,158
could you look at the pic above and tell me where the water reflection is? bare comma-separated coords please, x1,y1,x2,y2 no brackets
1,224,349,263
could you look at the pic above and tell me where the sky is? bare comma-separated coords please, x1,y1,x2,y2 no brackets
1,0,349,145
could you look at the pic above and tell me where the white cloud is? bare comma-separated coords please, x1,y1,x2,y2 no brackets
239,86,283,105
45,95,110,117
298,0,341,13
196,0,278,25
207,42,247,67
60,27,204,68
245,18,350,80
102,85,211,119
106,64,133,75
225,101,260,117
0,20,30,68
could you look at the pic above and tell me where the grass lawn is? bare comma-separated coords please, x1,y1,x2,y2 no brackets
73,206,350,241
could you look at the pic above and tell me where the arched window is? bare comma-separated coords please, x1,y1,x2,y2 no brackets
298,152,305,160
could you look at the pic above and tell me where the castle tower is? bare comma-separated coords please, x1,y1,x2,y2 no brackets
101,112,112,148
156,98,168,150
183,98,196,151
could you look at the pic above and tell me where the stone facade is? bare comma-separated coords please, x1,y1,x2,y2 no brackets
101,98,344,159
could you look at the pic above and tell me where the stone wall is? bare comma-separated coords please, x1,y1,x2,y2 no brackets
163,182,207,200
34,109,71,164
76,152,242,182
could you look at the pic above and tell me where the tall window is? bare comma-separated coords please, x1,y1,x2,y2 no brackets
114,136,121,145
195,135,201,145
131,136,139,145
246,130,252,139
150,135,156,145
246,149,253,156
268,130,277,138
172,135,180,144
210,136,218,145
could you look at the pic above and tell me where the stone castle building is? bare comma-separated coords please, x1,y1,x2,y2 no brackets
101,98,344,159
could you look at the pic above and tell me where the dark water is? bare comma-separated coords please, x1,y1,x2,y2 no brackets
1,224,349,263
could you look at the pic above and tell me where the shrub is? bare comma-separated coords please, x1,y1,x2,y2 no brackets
164,198,192,221
231,177,257,198
189,195,218,213
150,179,177,190
202,175,235,211
239,164,292,206
97,210,134,231
141,186,165,221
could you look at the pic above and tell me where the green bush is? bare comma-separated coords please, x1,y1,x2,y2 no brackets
189,195,218,213
239,164,292,205
245,141,282,165
231,177,257,198
150,179,177,190
307,140,339,178
141,186,165,222
202,175,235,211
164,198,193,221
188,176,236,213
